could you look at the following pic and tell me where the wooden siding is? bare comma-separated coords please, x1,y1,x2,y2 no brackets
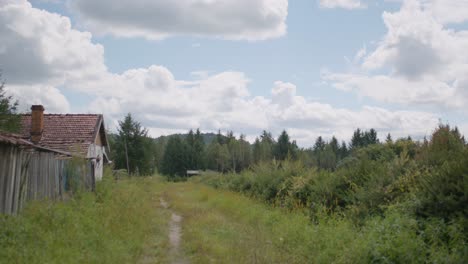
0,142,94,215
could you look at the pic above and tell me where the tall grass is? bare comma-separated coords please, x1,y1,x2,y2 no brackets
164,182,466,263
0,168,170,264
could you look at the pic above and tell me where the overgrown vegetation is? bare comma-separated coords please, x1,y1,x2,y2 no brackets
110,113,156,175
197,124,468,262
0,168,171,263
164,181,466,263
0,73,20,133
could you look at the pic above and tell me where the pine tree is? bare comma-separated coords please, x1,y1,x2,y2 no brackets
161,135,188,177
313,136,325,152
193,129,205,169
386,133,393,144
339,141,348,159
113,113,154,175
253,130,274,163
274,130,296,160
185,129,196,169
330,136,339,156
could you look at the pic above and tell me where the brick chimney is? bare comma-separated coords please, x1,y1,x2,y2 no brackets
31,105,45,144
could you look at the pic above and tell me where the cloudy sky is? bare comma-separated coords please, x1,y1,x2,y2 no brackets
1,0,467,146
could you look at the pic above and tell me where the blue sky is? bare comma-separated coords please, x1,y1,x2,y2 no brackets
1,0,467,146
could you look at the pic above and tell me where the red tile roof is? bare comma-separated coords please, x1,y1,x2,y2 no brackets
20,114,104,155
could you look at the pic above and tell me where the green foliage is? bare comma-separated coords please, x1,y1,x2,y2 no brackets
64,155,89,194
197,124,467,262
165,181,466,263
414,124,468,219
160,135,188,178
274,130,298,161
253,130,274,163
112,113,155,175
310,136,349,171
0,76,20,133
350,128,379,150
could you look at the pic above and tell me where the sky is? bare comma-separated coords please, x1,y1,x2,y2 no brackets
1,0,467,146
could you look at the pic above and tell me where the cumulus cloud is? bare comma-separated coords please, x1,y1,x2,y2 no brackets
324,0,468,110
0,0,447,146
85,65,440,146
424,0,468,24
319,0,365,9
0,0,107,86
5,84,70,113
69,0,288,41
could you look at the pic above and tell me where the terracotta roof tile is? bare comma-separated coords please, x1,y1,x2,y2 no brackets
20,114,102,155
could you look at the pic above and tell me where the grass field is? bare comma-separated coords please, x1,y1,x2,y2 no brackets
1,171,465,263
163,181,453,264
0,171,171,264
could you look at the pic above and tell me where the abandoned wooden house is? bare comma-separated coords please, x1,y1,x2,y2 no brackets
0,105,110,214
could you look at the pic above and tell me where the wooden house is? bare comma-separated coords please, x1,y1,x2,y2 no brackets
0,105,110,214
19,105,110,180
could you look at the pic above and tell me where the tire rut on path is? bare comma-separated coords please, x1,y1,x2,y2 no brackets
160,198,189,264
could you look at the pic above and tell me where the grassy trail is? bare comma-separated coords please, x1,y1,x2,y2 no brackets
162,182,335,264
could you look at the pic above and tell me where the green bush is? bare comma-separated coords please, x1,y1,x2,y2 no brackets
197,125,468,262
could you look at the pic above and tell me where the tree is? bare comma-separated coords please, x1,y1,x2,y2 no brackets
215,129,225,145
351,128,379,149
237,134,252,171
385,133,393,144
193,129,205,169
339,141,349,160
330,136,339,155
0,75,20,133
206,141,230,172
274,130,297,160
313,136,326,152
185,129,196,169
253,130,275,163
226,132,240,172
113,113,154,175
364,129,379,145
160,135,188,177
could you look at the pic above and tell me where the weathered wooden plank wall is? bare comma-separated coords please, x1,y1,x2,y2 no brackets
0,142,94,215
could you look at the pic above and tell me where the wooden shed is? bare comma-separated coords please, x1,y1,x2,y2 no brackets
0,105,110,214
0,133,78,214
19,105,110,181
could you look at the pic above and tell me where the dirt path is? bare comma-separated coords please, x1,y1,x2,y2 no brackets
160,198,189,264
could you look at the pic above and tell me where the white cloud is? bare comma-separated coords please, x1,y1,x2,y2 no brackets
0,0,448,146
5,84,70,113
324,0,468,110
85,66,440,146
319,0,365,9
0,0,107,89
69,0,288,41
424,0,468,24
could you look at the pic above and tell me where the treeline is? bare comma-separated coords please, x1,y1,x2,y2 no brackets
154,127,407,178
110,113,443,180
